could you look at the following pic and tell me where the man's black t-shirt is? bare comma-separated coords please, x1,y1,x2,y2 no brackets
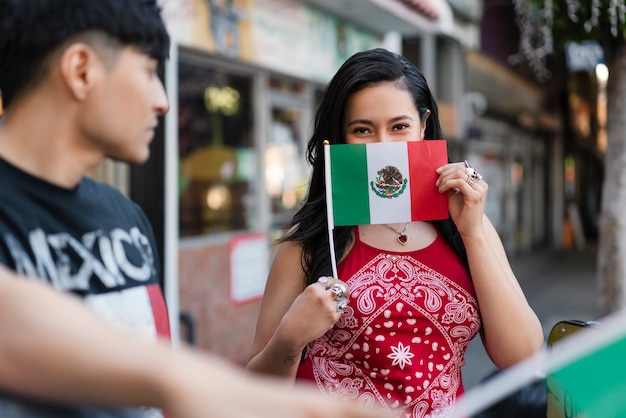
0,157,169,417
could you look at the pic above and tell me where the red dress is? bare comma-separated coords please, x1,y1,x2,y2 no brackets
296,229,481,417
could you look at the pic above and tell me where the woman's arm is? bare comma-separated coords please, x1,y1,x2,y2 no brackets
246,240,347,379
436,163,544,369
464,215,544,368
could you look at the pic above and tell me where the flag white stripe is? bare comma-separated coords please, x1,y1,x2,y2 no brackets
366,142,412,224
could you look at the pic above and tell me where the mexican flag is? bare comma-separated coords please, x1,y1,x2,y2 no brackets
324,140,449,226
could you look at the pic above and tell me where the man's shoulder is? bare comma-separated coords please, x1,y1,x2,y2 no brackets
79,177,144,214
80,176,126,199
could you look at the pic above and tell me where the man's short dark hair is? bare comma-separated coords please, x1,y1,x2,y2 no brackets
0,0,170,109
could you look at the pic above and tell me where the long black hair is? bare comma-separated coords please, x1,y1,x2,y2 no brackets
281,48,468,285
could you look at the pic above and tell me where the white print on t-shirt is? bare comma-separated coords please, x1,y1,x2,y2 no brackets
84,286,157,338
4,226,156,291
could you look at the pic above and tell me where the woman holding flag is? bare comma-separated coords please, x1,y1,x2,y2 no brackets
247,48,543,417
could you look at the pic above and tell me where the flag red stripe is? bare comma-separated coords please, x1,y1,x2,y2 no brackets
408,140,449,221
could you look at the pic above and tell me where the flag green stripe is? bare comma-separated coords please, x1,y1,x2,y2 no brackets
330,144,370,225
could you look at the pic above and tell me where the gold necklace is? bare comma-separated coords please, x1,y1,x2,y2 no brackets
385,222,410,245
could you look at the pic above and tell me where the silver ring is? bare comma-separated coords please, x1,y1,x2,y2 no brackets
466,167,482,180
464,160,482,183
330,283,347,301
336,297,348,311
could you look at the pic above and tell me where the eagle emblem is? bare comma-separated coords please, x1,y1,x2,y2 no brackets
370,165,407,199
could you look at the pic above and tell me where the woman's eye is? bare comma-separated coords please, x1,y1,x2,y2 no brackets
393,123,410,131
352,127,370,134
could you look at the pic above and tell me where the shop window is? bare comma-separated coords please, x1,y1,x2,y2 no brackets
268,76,306,95
266,105,308,231
178,61,255,237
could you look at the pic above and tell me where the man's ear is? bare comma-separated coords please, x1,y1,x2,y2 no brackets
58,43,101,102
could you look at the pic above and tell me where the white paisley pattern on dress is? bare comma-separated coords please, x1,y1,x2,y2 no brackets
304,253,481,418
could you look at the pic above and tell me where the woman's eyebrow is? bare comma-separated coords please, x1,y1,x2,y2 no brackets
345,119,373,127
346,115,415,127
389,115,415,122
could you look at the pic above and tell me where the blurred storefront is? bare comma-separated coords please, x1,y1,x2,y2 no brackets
477,0,605,255
463,50,559,253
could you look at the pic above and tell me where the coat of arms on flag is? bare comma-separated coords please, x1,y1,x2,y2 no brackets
324,140,449,227
370,165,407,199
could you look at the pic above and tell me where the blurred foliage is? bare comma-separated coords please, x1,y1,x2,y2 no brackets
519,0,626,53
513,0,626,79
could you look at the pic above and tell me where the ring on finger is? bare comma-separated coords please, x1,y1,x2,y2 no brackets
464,160,483,182
330,283,348,301
317,276,332,290
336,297,348,311
466,167,482,181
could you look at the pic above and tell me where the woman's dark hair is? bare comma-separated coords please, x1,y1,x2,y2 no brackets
281,48,468,286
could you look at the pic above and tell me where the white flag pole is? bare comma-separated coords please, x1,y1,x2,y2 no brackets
323,140,339,279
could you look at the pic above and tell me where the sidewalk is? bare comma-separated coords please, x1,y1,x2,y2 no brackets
462,246,599,389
